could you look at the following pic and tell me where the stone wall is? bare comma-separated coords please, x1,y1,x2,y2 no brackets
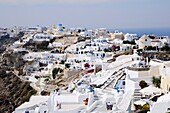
64,69,81,79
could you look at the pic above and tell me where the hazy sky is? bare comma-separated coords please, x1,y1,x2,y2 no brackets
0,0,170,29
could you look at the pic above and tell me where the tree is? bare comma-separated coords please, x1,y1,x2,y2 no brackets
123,40,136,45
104,48,112,52
65,64,71,68
50,38,56,43
161,46,170,51
41,90,49,95
139,80,148,89
77,29,81,33
59,68,63,73
59,60,65,64
145,46,156,51
37,41,49,50
52,68,59,79
152,76,161,88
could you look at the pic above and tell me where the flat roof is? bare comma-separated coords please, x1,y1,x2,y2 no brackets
16,96,49,110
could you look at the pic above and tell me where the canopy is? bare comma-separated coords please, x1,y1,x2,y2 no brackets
139,85,162,96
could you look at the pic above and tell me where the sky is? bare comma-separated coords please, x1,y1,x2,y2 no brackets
0,0,170,29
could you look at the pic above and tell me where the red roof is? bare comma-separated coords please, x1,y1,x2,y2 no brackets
151,40,161,42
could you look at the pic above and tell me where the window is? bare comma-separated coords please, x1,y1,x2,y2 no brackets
122,81,125,85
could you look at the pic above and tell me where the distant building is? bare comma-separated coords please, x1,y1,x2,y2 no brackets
137,34,151,49
95,28,108,37
124,33,138,41
33,33,53,42
119,44,131,51
137,34,169,50
110,31,124,40
151,39,163,48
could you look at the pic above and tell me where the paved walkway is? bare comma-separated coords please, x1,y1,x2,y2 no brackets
91,57,133,87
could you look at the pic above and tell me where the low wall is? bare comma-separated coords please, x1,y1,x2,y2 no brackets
127,66,150,71
64,69,81,78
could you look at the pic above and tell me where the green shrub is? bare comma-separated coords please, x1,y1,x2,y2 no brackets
123,40,136,45
37,41,49,50
65,64,71,68
139,80,148,89
59,60,65,64
152,76,161,88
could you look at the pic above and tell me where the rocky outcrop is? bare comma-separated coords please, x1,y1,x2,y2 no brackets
0,32,24,54
0,32,37,112
1,51,25,68
0,69,37,113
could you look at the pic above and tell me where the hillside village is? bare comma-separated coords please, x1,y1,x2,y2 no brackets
1,25,170,113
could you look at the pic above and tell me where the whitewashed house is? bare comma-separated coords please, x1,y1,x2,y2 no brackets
48,42,63,48
33,33,53,42
124,33,138,41
158,36,170,45
151,40,164,49
119,44,131,51
78,30,93,37
26,26,43,33
137,34,152,49
40,53,66,64
112,39,123,45
13,34,33,47
91,37,110,50
23,52,42,61
137,35,168,50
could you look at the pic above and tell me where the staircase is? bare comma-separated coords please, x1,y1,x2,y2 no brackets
134,89,142,101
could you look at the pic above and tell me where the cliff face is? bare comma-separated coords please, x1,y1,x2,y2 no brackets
0,32,37,113
0,69,37,113
1,51,26,68
0,51,37,113
0,32,24,54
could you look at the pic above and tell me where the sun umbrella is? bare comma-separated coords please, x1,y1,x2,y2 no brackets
134,99,147,106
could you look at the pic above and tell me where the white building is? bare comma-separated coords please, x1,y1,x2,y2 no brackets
151,40,164,48
78,30,93,37
124,33,138,41
119,44,131,51
137,34,152,49
33,33,53,42
48,42,63,48
111,31,124,40
137,35,169,50
95,28,108,37
13,34,33,47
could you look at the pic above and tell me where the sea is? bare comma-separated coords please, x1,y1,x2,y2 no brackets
108,28,170,37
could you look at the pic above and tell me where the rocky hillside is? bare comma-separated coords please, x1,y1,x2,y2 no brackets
0,32,37,113
0,51,37,113
0,69,37,113
0,32,24,54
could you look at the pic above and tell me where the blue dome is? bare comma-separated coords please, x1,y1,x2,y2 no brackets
58,24,62,26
